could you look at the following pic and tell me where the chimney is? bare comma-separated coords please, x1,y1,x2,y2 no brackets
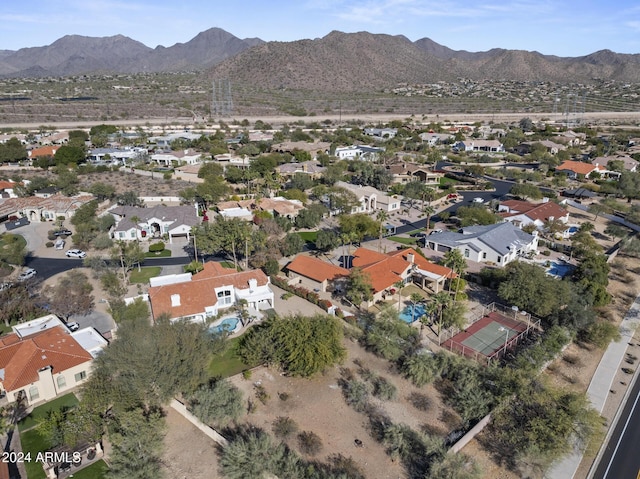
171,294,181,307
407,253,415,264
302,162,308,172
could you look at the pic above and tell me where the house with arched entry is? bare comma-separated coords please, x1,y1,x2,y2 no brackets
109,204,200,243
0,194,94,223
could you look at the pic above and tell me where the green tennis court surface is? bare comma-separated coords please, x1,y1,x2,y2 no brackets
461,321,518,356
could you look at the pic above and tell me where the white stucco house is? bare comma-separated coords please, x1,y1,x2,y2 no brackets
424,222,538,266
335,181,401,213
109,204,200,243
147,262,275,323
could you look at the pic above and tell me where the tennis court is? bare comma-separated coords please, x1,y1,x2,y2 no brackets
442,310,533,363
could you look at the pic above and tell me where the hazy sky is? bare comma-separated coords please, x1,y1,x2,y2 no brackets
2,0,639,57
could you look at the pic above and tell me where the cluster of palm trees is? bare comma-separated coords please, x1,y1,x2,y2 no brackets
392,249,469,344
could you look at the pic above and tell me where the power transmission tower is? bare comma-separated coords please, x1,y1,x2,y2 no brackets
211,79,233,118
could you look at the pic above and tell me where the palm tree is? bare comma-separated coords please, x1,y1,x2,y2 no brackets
443,249,467,301
423,205,435,234
431,291,452,343
376,210,388,252
409,292,423,323
394,280,406,312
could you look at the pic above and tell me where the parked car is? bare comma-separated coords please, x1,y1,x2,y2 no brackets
54,229,73,237
66,249,87,258
66,321,80,332
472,197,484,203
17,268,37,282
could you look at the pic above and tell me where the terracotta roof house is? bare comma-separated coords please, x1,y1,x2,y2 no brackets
110,204,200,243
0,194,94,223
424,222,538,266
0,315,106,406
555,160,607,179
350,247,455,305
148,261,274,323
0,180,18,198
27,145,59,160
498,199,570,229
285,255,349,293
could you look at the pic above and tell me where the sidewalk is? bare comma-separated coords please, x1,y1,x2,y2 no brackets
546,295,640,479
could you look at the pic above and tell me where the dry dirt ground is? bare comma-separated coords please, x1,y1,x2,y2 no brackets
159,207,640,479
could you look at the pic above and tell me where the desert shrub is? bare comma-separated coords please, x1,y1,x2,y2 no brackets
187,379,243,427
341,379,370,412
45,241,54,248
407,392,432,412
255,384,270,404
372,376,397,401
272,416,299,439
297,431,323,456
92,232,114,249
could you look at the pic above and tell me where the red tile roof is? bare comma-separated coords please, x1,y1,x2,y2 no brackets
556,160,604,175
286,255,349,283
351,247,455,293
0,327,92,392
500,200,568,222
27,146,58,158
148,262,270,320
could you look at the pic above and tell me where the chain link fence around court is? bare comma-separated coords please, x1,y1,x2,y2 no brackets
439,302,542,365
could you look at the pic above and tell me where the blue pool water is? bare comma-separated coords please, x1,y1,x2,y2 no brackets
209,316,240,335
547,261,574,278
399,303,427,323
568,226,579,233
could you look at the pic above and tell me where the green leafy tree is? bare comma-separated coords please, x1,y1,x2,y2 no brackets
194,217,253,270
455,206,500,226
280,232,304,257
54,145,86,165
509,183,543,200
111,240,146,283
315,229,340,252
89,182,117,201
345,267,373,307
339,213,380,245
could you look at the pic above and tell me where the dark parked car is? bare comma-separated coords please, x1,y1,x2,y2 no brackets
54,229,73,237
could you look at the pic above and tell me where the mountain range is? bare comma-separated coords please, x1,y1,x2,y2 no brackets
1,28,639,91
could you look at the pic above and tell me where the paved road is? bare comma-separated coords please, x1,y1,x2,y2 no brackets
592,371,640,479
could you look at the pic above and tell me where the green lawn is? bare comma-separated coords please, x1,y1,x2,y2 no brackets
129,266,162,284
219,261,242,271
19,393,79,432
388,236,417,246
297,231,318,243
144,249,172,258
69,459,109,479
209,336,255,378
19,428,49,479
440,177,460,186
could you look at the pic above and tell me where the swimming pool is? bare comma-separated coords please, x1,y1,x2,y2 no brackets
399,303,427,323
547,261,574,278
209,316,241,335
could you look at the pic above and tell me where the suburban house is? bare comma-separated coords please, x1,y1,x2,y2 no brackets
149,132,202,148
386,161,443,187
216,197,304,220
515,140,566,156
453,140,505,153
285,255,349,293
424,222,539,266
350,247,456,305
419,132,453,146
555,160,608,179
0,180,18,198
109,204,200,242
248,131,275,142
271,141,331,157
147,262,275,323
0,315,107,406
592,155,638,173
27,145,59,161
213,154,251,170
275,161,326,180
335,181,401,213
334,145,385,161
498,199,570,230
0,194,95,223
87,147,146,164
552,130,587,147
363,128,397,140
151,148,202,166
